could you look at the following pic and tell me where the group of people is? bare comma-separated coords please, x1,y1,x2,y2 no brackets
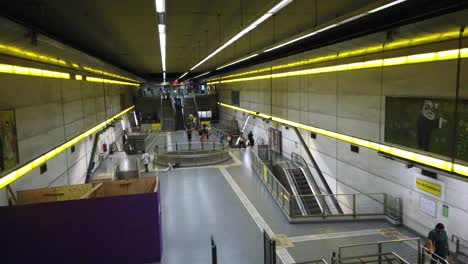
236,131,254,149
185,113,212,142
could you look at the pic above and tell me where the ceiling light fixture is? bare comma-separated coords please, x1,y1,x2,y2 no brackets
187,0,293,72
178,71,189,80
155,0,166,77
264,0,408,53
193,71,211,79
155,0,165,12
217,53,259,70
368,0,407,13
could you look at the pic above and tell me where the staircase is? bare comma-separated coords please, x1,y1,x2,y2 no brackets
174,97,184,130
184,96,198,120
161,98,175,131
289,168,322,215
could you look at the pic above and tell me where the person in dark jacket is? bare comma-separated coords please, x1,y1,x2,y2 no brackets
247,131,254,146
427,223,449,263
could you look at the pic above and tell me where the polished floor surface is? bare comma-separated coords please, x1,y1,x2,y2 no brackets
94,131,423,264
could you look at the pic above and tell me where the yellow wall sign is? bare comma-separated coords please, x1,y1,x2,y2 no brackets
201,120,211,126
416,178,441,197
263,165,268,182
151,123,161,130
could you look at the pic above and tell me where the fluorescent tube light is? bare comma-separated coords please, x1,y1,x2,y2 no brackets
217,54,259,70
264,0,408,53
193,71,211,79
368,0,407,13
264,23,338,52
178,71,188,80
337,13,367,25
155,0,165,13
188,0,293,71
133,111,139,126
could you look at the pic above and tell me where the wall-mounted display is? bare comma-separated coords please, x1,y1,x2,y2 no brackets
0,109,18,172
385,97,468,162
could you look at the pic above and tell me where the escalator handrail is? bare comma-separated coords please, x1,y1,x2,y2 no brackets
292,153,330,215
277,161,308,216
293,127,343,214
294,165,326,214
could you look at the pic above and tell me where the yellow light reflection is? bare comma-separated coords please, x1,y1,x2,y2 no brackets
0,106,135,189
218,102,467,177
86,76,139,87
213,48,468,84
209,30,462,82
0,63,70,79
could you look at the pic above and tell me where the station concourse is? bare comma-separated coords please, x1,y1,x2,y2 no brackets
0,1,468,263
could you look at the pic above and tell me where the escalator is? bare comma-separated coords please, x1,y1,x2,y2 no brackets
174,97,184,130
161,97,175,131
272,160,323,216
289,168,322,215
183,96,198,121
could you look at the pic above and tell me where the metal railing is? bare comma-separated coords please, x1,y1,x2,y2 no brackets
294,259,329,264
154,141,230,166
419,245,449,264
251,146,402,221
289,192,401,219
332,238,421,264
452,234,468,259
291,152,330,214
251,149,292,216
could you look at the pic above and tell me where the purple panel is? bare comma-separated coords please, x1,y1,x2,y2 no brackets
0,191,162,264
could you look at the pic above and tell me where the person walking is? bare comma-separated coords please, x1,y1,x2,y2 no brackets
238,133,247,149
141,150,151,173
427,223,450,263
247,131,254,146
186,125,192,141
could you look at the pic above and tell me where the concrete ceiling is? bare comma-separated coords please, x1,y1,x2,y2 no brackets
3,0,458,80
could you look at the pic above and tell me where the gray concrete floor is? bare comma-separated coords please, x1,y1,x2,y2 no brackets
158,167,263,264
94,131,425,264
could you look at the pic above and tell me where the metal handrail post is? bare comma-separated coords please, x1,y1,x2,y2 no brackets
378,243,382,264
352,194,356,218
418,239,422,264
383,193,387,215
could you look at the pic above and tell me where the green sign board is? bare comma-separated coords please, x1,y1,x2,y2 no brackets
385,97,468,161
442,205,449,218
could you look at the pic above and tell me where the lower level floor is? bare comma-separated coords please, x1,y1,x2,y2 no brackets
151,133,424,264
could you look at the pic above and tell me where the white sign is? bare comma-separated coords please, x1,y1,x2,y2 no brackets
420,195,437,218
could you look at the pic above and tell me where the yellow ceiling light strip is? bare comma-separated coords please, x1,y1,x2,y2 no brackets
0,43,67,65
82,66,139,83
209,29,464,82
0,106,135,189
0,43,138,83
86,76,140,87
207,48,467,85
0,63,70,79
218,102,468,177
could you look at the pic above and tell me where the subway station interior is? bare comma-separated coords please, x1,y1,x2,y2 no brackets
1,0,468,263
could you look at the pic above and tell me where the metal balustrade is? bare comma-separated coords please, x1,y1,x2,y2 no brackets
250,146,402,223
153,141,230,167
